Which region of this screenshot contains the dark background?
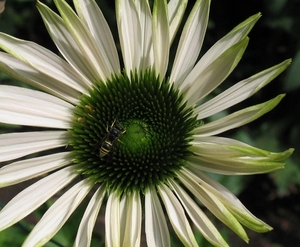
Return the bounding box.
[0,0,300,246]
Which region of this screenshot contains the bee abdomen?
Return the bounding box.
[100,141,113,157]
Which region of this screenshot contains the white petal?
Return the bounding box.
[190,138,248,157]
[152,0,169,78]
[120,191,142,247]
[188,136,290,174]
[187,157,241,175]
[145,188,170,247]
[186,168,272,232]
[0,32,88,93]
[0,104,69,129]
[74,184,106,247]
[168,0,188,44]
[105,191,121,247]
[170,180,229,247]
[188,155,284,175]
[73,0,120,73]
[0,152,72,187]
[198,13,260,67]
[0,85,72,109]
[0,85,73,128]
[194,59,291,119]
[0,52,80,104]
[158,183,198,247]
[191,135,293,161]
[182,38,248,107]
[135,0,153,69]
[0,166,78,231]
[53,0,113,81]
[178,168,248,241]
[0,131,68,162]
[194,95,284,136]
[22,179,93,247]
[116,0,142,73]
[36,1,96,85]
[170,0,210,87]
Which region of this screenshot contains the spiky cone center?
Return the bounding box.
[69,70,198,193]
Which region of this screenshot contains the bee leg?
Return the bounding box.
[111,118,117,129]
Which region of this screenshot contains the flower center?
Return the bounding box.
[69,69,197,193]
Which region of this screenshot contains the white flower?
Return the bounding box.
[0,0,293,246]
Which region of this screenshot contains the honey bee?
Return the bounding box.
[98,119,126,157]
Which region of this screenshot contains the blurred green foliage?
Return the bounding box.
[0,0,299,246]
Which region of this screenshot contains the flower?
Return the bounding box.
[0,0,293,246]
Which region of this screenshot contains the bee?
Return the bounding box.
[98,119,126,158]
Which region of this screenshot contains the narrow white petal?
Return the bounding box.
[0,152,72,187]
[0,85,73,128]
[158,183,198,247]
[194,95,284,136]
[0,131,68,162]
[37,1,96,85]
[116,0,142,73]
[135,0,153,69]
[171,0,210,86]
[74,0,120,73]
[187,157,242,175]
[178,169,248,241]
[0,166,78,231]
[105,191,121,247]
[198,13,261,67]
[170,180,229,247]
[191,135,294,159]
[188,155,285,175]
[0,32,88,93]
[182,38,248,107]
[153,0,169,78]
[0,106,69,129]
[145,188,170,247]
[120,191,142,247]
[186,168,272,232]
[188,135,290,174]
[22,179,93,247]
[168,0,188,44]
[192,135,246,146]
[0,85,72,109]
[190,139,248,157]
[194,59,291,119]
[0,52,80,104]
[54,0,113,81]
[74,184,106,247]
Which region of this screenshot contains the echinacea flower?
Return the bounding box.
[0,0,293,246]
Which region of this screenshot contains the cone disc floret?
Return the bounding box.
[70,70,198,193]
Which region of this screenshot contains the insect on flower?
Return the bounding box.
[0,0,294,246]
[98,119,126,157]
